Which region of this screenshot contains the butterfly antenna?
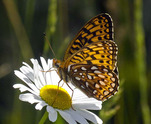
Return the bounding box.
[44,33,56,58]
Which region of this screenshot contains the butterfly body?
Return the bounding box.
[53,13,119,101]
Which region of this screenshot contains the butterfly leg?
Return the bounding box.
[64,82,76,110]
[51,79,62,106]
[40,68,57,83]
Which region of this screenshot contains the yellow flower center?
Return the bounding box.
[40,85,72,110]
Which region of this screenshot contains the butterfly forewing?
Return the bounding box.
[69,64,118,101]
[64,40,118,71]
[63,13,114,61]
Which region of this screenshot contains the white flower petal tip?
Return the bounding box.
[47,106,58,122]
[13,84,29,92]
[13,57,103,124]
[35,102,47,110]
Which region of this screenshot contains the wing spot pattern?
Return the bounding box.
[75,77,81,81]
[99,80,106,86]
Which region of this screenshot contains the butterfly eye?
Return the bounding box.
[55,63,59,68]
[53,59,61,68]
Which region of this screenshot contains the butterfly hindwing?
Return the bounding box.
[69,64,119,101]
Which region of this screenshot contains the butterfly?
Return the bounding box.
[53,13,119,101]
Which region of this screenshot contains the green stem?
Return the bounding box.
[43,0,57,56]
[2,0,34,61]
[39,111,48,124]
[134,0,151,124]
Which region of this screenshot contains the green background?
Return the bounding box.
[0,0,151,124]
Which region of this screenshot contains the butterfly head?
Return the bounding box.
[53,58,67,82]
[53,59,62,69]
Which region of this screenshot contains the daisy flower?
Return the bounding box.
[13,57,103,124]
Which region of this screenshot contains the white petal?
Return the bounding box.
[73,103,101,110]
[33,60,44,89]
[13,84,39,95]
[67,109,89,124]
[73,99,102,110]
[36,61,48,86]
[35,101,47,110]
[47,59,53,68]
[47,106,57,122]
[61,82,75,96]
[20,66,34,82]
[72,89,90,100]
[72,89,102,110]
[40,57,48,71]
[14,70,39,94]
[44,71,52,85]
[19,93,42,104]
[30,58,35,64]
[44,59,54,85]
[57,110,77,124]
[76,109,103,124]
[22,62,33,71]
[49,70,61,85]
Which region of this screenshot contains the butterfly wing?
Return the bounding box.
[58,13,119,101]
[63,13,114,61]
[69,64,119,101]
[64,40,118,71]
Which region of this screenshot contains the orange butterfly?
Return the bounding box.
[53,13,119,101]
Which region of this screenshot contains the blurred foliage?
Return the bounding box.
[0,0,151,124]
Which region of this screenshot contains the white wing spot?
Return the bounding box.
[93,90,97,94]
[87,75,92,79]
[74,69,78,72]
[109,51,113,54]
[109,47,113,50]
[99,95,103,99]
[94,70,102,73]
[75,77,80,81]
[114,91,117,94]
[109,88,114,92]
[98,74,105,78]
[104,90,109,95]
[99,81,106,86]
[86,82,89,87]
[79,73,82,75]
[82,75,85,78]
[108,44,112,46]
[107,95,113,100]
[101,47,105,50]
[91,66,98,70]
[103,68,108,72]
[111,77,116,82]
[111,83,115,87]
[115,56,117,60]
[81,67,87,71]
[81,85,85,89]
[95,83,100,88]
[108,73,113,77]
[104,79,108,83]
[98,44,103,46]
[68,65,71,72]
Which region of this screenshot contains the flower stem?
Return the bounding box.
[39,111,48,124]
[134,0,151,124]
